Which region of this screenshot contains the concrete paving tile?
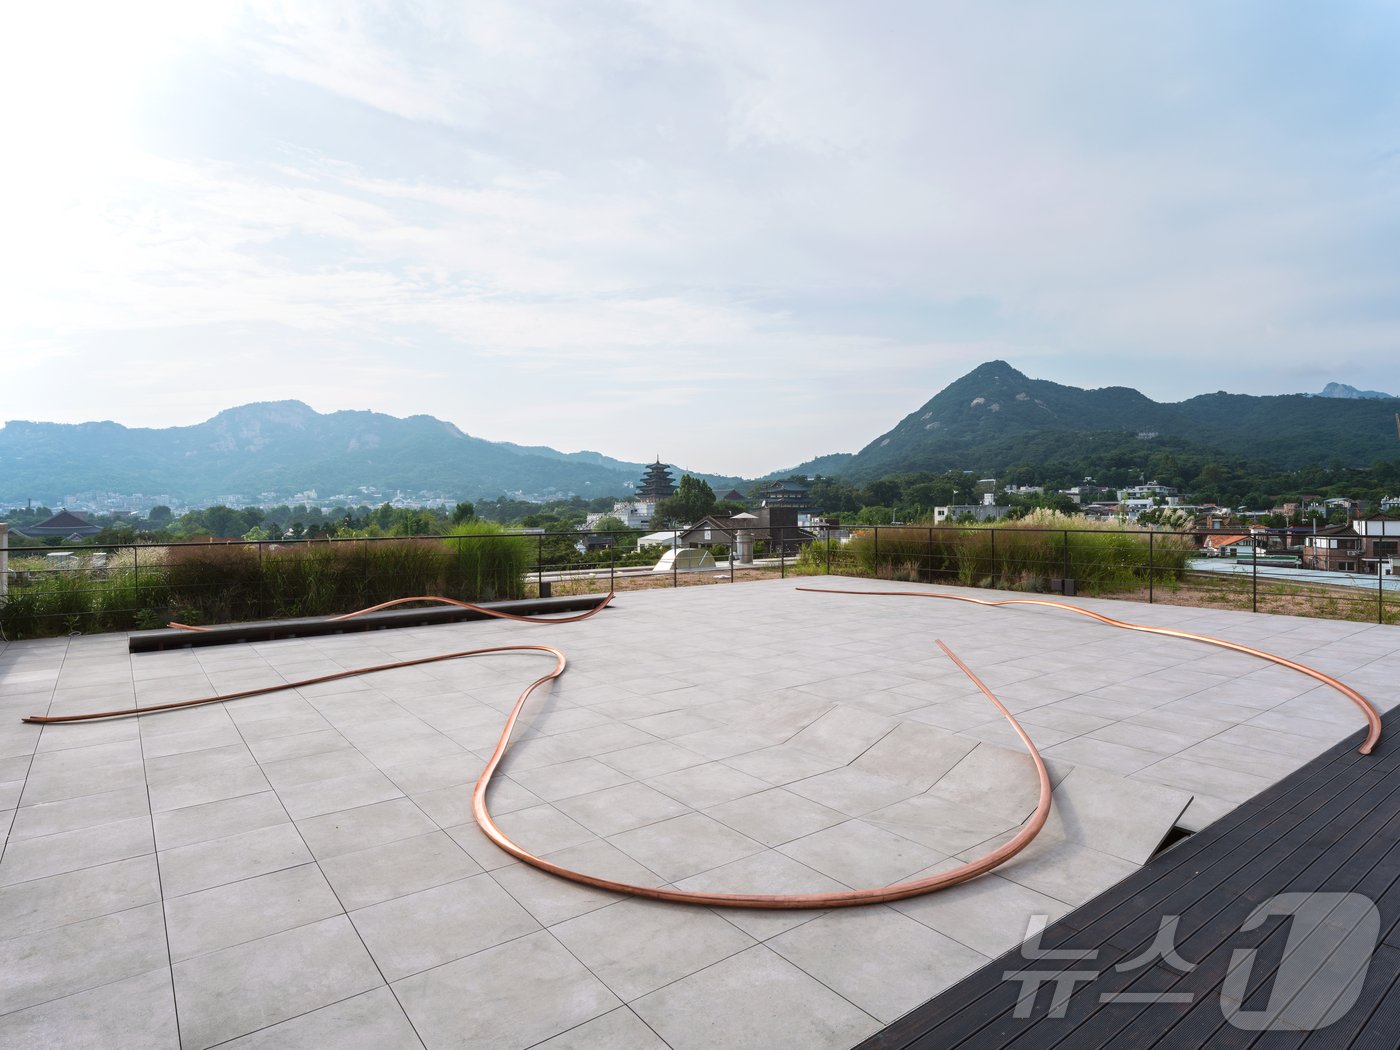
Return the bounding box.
[1211,722,1332,760]
[509,757,635,803]
[276,769,405,820]
[259,748,378,790]
[351,873,540,981]
[296,797,437,859]
[1175,736,1305,779]
[164,862,343,962]
[145,741,256,781]
[139,723,246,760]
[865,793,1018,856]
[769,905,989,1022]
[608,812,766,883]
[785,766,923,816]
[966,834,1139,907]
[594,739,707,780]
[493,803,598,854]
[0,903,168,1014]
[923,743,1051,825]
[487,855,628,927]
[896,697,1006,732]
[0,966,178,1050]
[673,850,844,940]
[152,790,289,852]
[244,728,355,764]
[704,787,847,847]
[552,782,690,837]
[1178,794,1239,832]
[554,898,756,1001]
[540,837,667,887]
[530,1006,667,1049]
[721,744,844,786]
[1085,719,1205,756]
[785,706,898,765]
[379,750,482,795]
[8,784,150,840]
[393,929,619,1050]
[1132,754,1276,803]
[172,915,383,1050]
[24,738,142,778]
[148,763,273,814]
[1040,735,1161,776]
[645,761,772,809]
[632,944,879,1050]
[778,819,945,889]
[891,871,1075,958]
[1040,765,1191,864]
[159,822,313,898]
[0,814,153,886]
[217,986,423,1049]
[849,722,978,790]
[0,855,161,939]
[319,830,481,911]
[661,725,780,760]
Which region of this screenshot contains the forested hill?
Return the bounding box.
[832,361,1400,480]
[0,401,735,504]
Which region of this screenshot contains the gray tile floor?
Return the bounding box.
[3,577,1398,1049]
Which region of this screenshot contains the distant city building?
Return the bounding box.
[636,460,677,500]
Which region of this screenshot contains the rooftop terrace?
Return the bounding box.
[2,577,1397,1048]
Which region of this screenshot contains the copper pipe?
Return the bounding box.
[470,637,1054,909]
[23,600,1057,907]
[797,586,1383,755]
[167,592,615,631]
[24,594,615,724]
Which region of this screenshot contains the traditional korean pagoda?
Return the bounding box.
[636,459,677,500]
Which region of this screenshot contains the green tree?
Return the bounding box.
[655,475,716,527]
[451,501,476,524]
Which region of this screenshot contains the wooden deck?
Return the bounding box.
[858,717,1400,1048]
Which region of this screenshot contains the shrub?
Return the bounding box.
[794,513,1191,595]
[445,522,532,601]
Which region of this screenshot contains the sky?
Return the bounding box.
[2,1,1398,477]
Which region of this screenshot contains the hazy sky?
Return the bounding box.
[3,1,1397,476]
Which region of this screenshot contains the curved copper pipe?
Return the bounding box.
[27,588,1057,908]
[470,637,1054,909]
[797,586,1383,756]
[25,593,615,724]
[167,592,615,631]
[21,644,569,724]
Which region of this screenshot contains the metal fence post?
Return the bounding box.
[874,527,880,575]
[1380,561,1385,625]
[672,531,679,588]
[1252,540,1258,613]
[990,527,997,587]
[1063,530,1070,588]
[730,529,735,583]
[537,534,544,597]
[610,542,616,592]
[1149,531,1155,604]
[826,527,832,576]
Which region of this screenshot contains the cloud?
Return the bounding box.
[4,1,1400,475]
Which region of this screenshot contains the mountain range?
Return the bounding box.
[777,362,1400,481]
[0,401,737,506]
[3,364,1398,506]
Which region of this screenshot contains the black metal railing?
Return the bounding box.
[1,524,1394,640]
